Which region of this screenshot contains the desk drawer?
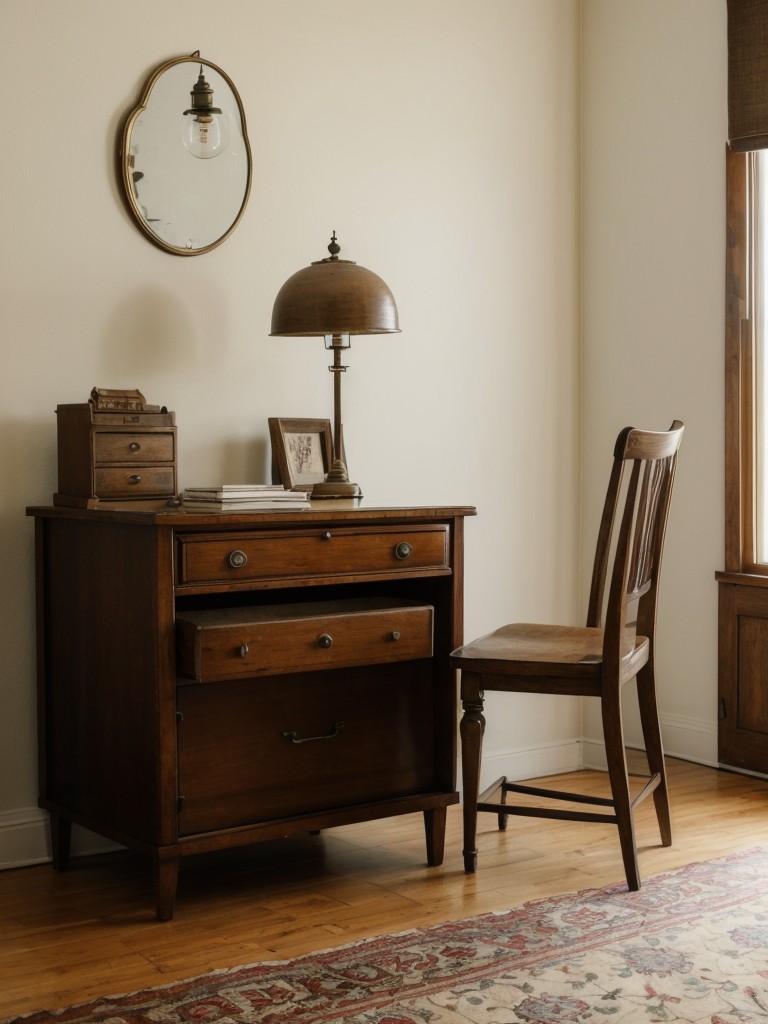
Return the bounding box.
[176,662,436,834]
[176,598,433,682]
[94,465,176,497]
[94,432,175,464]
[176,524,449,587]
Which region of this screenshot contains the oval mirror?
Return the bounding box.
[119,53,252,256]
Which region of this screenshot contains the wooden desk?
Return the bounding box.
[28,501,475,919]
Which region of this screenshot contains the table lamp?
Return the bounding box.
[270,233,400,497]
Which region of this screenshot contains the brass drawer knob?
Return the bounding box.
[127,474,142,484]
[318,633,333,649]
[228,549,248,569]
[391,631,401,641]
[395,541,412,560]
[239,643,249,659]
[129,442,142,452]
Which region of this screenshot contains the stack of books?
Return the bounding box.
[181,485,311,511]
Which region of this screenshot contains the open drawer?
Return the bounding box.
[176,597,434,682]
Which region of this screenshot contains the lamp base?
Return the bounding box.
[310,456,362,499]
[311,479,363,499]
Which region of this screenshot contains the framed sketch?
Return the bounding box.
[268,418,334,490]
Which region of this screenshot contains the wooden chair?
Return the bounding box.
[451,421,684,890]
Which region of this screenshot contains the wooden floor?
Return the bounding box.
[1,757,767,1020]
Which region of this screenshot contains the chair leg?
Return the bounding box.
[498,780,508,831]
[460,670,485,874]
[601,688,641,891]
[636,662,672,847]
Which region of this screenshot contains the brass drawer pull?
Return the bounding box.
[318,633,333,649]
[391,631,401,641]
[127,474,142,484]
[282,721,345,744]
[395,541,412,560]
[228,549,248,569]
[129,441,142,452]
[239,643,249,659]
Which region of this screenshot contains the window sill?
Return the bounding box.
[716,570,768,587]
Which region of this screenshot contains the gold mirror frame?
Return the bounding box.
[119,53,252,256]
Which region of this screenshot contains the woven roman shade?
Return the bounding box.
[729,0,768,151]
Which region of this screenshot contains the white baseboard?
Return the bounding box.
[0,807,51,869]
[658,712,719,766]
[0,809,120,870]
[582,712,719,771]
[457,738,583,797]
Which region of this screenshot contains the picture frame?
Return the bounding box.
[268,418,334,490]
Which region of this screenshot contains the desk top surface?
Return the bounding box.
[27,500,477,528]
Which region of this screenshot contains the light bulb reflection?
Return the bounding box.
[182,66,229,160]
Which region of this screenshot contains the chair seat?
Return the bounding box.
[451,622,649,687]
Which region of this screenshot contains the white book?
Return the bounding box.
[182,489,309,501]
[181,498,311,511]
[183,484,294,500]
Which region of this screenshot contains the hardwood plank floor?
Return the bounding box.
[1,758,767,1019]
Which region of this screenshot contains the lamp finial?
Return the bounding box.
[328,232,340,260]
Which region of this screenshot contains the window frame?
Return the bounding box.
[724,146,766,576]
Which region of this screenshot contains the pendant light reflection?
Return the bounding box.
[182,65,229,159]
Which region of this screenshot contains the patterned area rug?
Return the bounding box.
[7,848,768,1024]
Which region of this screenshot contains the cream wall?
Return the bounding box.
[0,0,581,864]
[581,0,726,766]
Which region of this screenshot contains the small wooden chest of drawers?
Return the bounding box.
[28,502,475,919]
[54,398,177,507]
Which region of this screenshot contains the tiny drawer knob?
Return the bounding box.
[228,549,248,568]
[129,442,141,452]
[395,541,412,560]
[239,643,249,659]
[323,531,332,541]
[318,633,333,649]
[391,630,401,641]
[127,474,142,484]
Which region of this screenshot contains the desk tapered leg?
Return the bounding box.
[50,814,71,871]
[460,671,485,874]
[423,806,447,865]
[154,856,180,921]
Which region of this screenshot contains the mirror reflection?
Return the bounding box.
[120,54,252,256]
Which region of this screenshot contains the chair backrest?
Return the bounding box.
[586,421,684,665]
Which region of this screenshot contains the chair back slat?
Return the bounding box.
[586,457,623,629]
[629,457,666,596]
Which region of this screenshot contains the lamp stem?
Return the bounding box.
[332,335,344,466]
[322,333,351,485]
[310,332,362,497]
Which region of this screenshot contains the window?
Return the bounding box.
[725,0,768,571]
[724,147,768,574]
[719,147,768,775]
